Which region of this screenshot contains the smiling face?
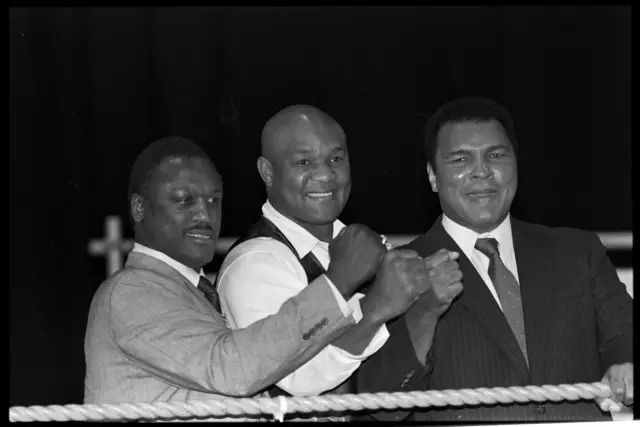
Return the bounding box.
[258,110,351,241]
[427,119,517,234]
[132,155,223,271]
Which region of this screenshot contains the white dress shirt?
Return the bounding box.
[217,200,390,396]
[441,214,520,311]
[131,242,208,288]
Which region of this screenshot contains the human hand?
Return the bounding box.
[363,248,462,325]
[420,248,464,317]
[326,224,387,299]
[403,249,463,330]
[597,363,633,412]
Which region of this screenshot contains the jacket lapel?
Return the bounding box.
[124,252,214,310]
[512,219,556,384]
[408,219,529,381]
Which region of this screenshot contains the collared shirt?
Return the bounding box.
[131,242,208,288]
[217,200,390,396]
[441,214,520,311]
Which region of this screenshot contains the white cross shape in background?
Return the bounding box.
[88,216,133,276]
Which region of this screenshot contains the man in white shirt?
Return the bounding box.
[84,135,440,419]
[217,105,462,406]
[357,97,634,422]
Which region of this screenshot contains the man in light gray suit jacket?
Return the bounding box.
[84,136,439,418]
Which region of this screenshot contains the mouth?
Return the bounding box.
[306,191,336,200]
[467,189,499,199]
[185,229,215,244]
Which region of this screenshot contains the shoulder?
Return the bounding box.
[105,267,182,308]
[218,237,304,281]
[514,219,599,245]
[512,219,604,258]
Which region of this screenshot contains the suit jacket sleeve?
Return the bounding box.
[109,271,355,397]
[586,232,634,371]
[356,315,434,421]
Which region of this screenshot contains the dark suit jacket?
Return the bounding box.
[357,217,633,422]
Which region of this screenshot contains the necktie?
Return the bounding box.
[197,275,221,313]
[474,238,528,365]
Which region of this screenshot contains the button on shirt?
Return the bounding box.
[441,214,520,311]
[217,200,390,396]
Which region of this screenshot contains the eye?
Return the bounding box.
[178,196,193,206]
[450,157,467,164]
[331,155,344,163]
[490,152,505,159]
[296,159,310,166]
[207,196,222,204]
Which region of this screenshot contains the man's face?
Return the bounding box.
[428,119,517,233]
[135,156,223,271]
[269,122,351,228]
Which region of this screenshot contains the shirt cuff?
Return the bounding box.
[330,293,391,361]
[322,274,354,319]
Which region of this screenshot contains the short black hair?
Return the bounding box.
[423,97,518,168]
[127,135,212,210]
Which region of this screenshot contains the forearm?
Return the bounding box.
[332,314,385,356]
[405,311,439,365]
[599,332,634,374]
[588,232,634,373]
[356,315,434,422]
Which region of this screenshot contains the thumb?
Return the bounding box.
[597,397,622,413]
[389,249,420,260]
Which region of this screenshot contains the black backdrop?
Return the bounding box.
[10,6,631,406]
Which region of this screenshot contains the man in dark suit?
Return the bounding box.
[84,136,441,419]
[356,98,633,422]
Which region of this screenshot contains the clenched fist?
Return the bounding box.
[326,224,387,299]
[361,249,434,325]
[421,248,464,317]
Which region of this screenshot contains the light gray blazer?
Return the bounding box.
[84,251,354,411]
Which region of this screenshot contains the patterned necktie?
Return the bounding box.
[197,275,221,313]
[474,237,529,365]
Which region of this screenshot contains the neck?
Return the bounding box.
[303,223,334,243]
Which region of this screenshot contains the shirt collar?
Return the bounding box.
[441,213,514,257]
[131,242,205,288]
[262,199,346,258]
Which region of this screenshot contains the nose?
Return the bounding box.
[470,158,492,179]
[192,197,217,223]
[312,161,338,182]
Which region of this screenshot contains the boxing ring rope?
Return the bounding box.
[9,382,618,422]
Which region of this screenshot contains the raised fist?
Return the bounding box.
[361,249,433,324]
[326,224,387,299]
[421,248,464,317]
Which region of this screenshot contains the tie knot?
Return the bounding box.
[475,237,500,258]
[197,275,215,293]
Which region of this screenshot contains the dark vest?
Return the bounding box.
[220,215,329,397]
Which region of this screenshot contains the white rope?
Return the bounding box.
[9,382,615,422]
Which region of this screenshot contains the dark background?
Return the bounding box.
[10,6,631,406]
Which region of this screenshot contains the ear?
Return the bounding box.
[131,193,145,222]
[257,156,274,188]
[426,163,438,193]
